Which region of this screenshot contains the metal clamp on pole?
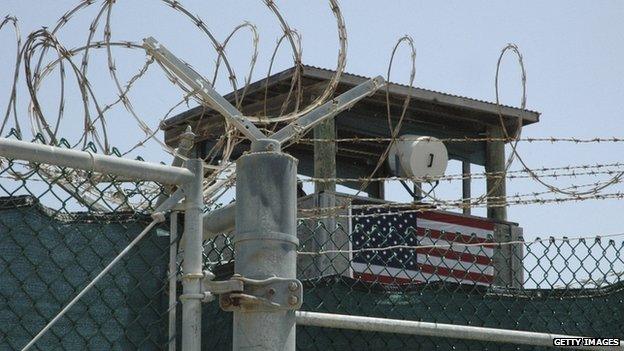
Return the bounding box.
[144,36,385,351]
[200,272,303,312]
[218,275,303,312]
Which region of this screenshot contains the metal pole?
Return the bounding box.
[157,125,196,207]
[233,139,298,351]
[296,311,624,351]
[202,203,235,240]
[0,138,194,185]
[462,161,471,215]
[180,159,204,350]
[168,211,179,351]
[143,37,384,351]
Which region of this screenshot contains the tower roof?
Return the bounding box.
[162,65,539,179]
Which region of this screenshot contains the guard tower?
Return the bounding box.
[162,65,540,287]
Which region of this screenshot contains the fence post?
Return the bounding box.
[233,139,298,350]
[181,158,204,350]
[169,211,179,351]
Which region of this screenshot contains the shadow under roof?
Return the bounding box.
[162,64,540,171]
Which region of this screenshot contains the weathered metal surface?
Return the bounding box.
[233,151,298,351]
[0,138,194,185]
[295,311,623,351]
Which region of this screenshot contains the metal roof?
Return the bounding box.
[161,65,541,175]
[162,64,539,132]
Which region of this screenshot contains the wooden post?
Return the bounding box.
[366,181,385,200]
[485,125,507,221]
[462,161,471,215]
[313,119,337,277]
[313,119,336,194]
[413,182,422,202]
[486,125,520,287]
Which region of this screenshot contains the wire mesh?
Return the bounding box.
[1,143,622,350]
[202,202,624,350]
[0,153,176,350]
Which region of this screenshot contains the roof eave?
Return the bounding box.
[161,64,540,130]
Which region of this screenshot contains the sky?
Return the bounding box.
[2,0,624,248]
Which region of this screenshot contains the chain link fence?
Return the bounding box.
[202,195,624,350]
[0,154,176,350]
[1,152,623,350]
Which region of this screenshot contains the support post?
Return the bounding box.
[366,180,385,200]
[168,212,179,351]
[485,126,507,221]
[233,140,298,351]
[157,126,196,207]
[412,182,422,202]
[486,126,515,287]
[313,119,336,194]
[462,161,471,215]
[313,119,337,276]
[143,37,384,351]
[181,159,204,350]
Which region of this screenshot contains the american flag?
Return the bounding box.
[349,205,495,285]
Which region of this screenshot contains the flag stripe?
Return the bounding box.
[356,249,491,275]
[418,263,494,284]
[417,220,494,242]
[416,247,493,266]
[419,211,495,231]
[416,235,494,257]
[352,263,494,285]
[418,256,493,276]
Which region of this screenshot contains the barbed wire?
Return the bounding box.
[297,190,624,220]
[3,3,623,350]
[492,44,624,197]
[298,136,624,143]
[302,163,624,183]
[2,1,623,215]
[353,35,416,199]
[0,0,349,211]
[297,231,624,256]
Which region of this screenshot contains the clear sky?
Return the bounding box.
[2,0,624,244]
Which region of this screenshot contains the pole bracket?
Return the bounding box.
[201,274,303,312]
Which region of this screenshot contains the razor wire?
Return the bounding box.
[491,44,624,198]
[2,1,624,350]
[3,1,624,216]
[0,0,347,214]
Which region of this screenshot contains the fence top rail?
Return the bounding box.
[0,138,195,185]
[296,311,624,351]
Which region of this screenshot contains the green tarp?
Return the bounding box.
[0,196,169,350]
[2,195,622,350]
